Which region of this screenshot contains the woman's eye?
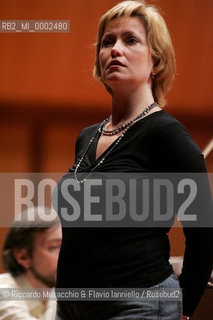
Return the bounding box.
[127,37,138,44]
[102,39,113,47]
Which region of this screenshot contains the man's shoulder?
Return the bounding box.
[0,273,30,289]
[0,272,19,288]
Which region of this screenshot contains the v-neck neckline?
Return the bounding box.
[87,110,164,169]
[92,130,121,164]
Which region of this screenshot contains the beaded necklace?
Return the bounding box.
[100,102,158,136]
[74,102,158,183]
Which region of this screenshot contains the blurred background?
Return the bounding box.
[0,0,212,272]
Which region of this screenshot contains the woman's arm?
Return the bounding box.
[155,119,213,317]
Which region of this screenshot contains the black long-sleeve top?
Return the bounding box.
[55,110,213,317]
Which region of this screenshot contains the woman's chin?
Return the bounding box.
[104,76,131,89]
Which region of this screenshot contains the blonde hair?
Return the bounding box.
[93,0,176,107]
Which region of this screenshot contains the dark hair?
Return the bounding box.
[2,207,60,277]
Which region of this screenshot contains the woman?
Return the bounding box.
[54,1,213,319]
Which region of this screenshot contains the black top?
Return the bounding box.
[54,110,213,317]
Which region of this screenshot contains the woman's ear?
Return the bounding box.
[12,248,32,269]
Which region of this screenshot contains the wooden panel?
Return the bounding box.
[0,124,30,171]
[41,122,82,172]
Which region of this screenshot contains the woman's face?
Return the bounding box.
[99,16,153,91]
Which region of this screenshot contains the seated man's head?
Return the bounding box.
[2,207,62,288]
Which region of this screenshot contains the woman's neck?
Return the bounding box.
[110,84,155,127]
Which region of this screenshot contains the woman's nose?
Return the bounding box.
[111,41,124,57]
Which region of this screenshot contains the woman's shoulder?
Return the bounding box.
[144,110,196,146]
[79,122,101,136]
[149,109,199,146]
[80,122,101,134]
[76,122,101,144]
[148,110,205,172]
[146,109,187,134]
